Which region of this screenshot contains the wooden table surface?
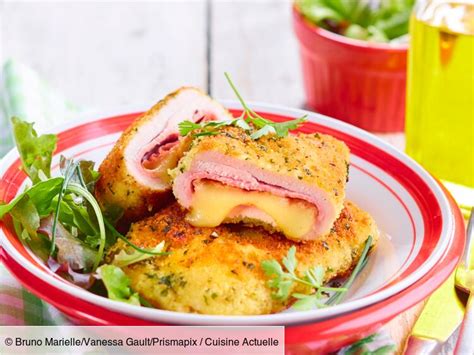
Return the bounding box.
[0,1,459,353]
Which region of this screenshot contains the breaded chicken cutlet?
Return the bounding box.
[170,126,350,241]
[95,87,233,224]
[108,200,378,316]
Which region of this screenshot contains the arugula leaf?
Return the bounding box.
[96,264,141,306]
[11,117,57,184]
[112,241,167,268]
[0,178,63,218]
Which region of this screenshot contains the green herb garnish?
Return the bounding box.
[178,118,250,137]
[261,246,347,310]
[225,72,307,138]
[261,236,373,310]
[326,235,373,305]
[178,73,307,139]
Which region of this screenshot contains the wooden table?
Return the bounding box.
[0,1,459,353]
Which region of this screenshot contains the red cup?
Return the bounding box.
[292,7,408,132]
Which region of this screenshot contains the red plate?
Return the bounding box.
[0,104,465,353]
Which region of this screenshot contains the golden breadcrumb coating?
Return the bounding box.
[108,200,378,315]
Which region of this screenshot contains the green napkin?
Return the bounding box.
[0,59,80,157]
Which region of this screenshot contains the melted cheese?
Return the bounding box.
[186,180,316,239]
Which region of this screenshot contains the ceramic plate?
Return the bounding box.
[0,103,465,350]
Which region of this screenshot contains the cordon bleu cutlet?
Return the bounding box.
[95,87,233,224]
[108,200,378,316]
[170,126,350,242]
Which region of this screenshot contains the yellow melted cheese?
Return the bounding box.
[186,180,316,239]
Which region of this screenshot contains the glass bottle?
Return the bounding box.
[405,0,474,188]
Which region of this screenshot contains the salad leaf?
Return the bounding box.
[96,264,141,306]
[66,183,106,270]
[0,177,63,218]
[59,156,100,193]
[39,215,97,271]
[58,196,98,237]
[47,257,94,288]
[296,0,415,42]
[112,241,166,268]
[77,160,101,193]
[9,195,40,238]
[50,158,80,255]
[11,117,57,184]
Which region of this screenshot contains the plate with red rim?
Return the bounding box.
[0,103,465,350]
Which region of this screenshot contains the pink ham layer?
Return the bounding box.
[172,151,339,240]
[125,88,233,189]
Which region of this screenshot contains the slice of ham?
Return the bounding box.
[170,127,350,241]
[95,87,234,224]
[173,152,332,240]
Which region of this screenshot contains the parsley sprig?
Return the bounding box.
[178,118,250,137]
[261,236,373,311]
[177,73,307,139]
[224,72,307,139]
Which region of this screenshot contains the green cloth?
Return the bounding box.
[0,59,79,157]
[0,59,79,325]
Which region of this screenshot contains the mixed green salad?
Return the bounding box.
[0,114,371,311]
[296,0,415,43]
[0,118,167,304]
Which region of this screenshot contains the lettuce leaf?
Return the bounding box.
[38,215,97,271]
[96,265,140,306]
[112,241,166,268]
[0,177,63,218]
[11,117,57,184]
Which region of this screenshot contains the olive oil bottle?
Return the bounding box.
[406,1,474,188]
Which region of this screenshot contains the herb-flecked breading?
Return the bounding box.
[107,200,378,315]
[170,126,350,208]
